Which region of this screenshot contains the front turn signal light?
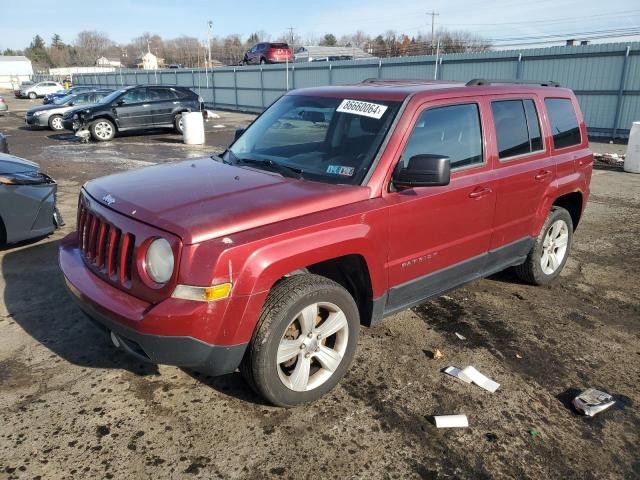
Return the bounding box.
[171,283,232,302]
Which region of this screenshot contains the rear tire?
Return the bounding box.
[28,92,37,100]
[260,58,267,65]
[174,113,184,134]
[515,206,573,285]
[241,274,359,407]
[48,114,64,131]
[90,119,115,141]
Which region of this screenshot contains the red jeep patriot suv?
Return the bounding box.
[60,79,592,406]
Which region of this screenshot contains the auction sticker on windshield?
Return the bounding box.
[337,99,388,119]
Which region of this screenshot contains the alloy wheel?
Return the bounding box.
[540,219,569,275]
[277,302,349,392]
[51,117,63,130]
[94,121,113,140]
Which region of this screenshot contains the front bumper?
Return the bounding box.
[62,116,79,131]
[25,114,45,127]
[59,234,247,375]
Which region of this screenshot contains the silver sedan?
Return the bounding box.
[0,152,62,246]
[25,90,111,131]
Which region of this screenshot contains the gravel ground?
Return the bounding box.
[1,93,639,479]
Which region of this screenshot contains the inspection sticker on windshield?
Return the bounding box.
[327,165,355,176]
[337,99,388,119]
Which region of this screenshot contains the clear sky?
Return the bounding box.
[1,0,639,50]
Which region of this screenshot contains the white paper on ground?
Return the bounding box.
[434,414,469,428]
[444,366,500,392]
[460,366,500,392]
[444,366,473,383]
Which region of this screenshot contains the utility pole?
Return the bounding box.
[286,27,295,91]
[207,20,213,67]
[429,10,439,55]
[287,27,295,51]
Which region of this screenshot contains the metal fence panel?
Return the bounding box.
[71,42,640,137]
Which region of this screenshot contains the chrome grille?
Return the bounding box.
[78,203,135,286]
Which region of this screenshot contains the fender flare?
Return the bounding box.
[533,181,584,236]
[230,224,385,341]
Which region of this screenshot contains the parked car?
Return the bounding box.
[17,81,64,99]
[59,79,592,406]
[43,86,97,105]
[0,152,62,246]
[0,96,8,113]
[64,85,203,141]
[242,42,293,65]
[13,80,34,97]
[0,132,8,153]
[26,90,112,131]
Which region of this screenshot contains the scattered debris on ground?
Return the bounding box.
[572,388,617,417]
[434,414,469,428]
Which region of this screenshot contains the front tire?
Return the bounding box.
[48,114,64,131]
[260,58,267,65]
[90,119,115,141]
[241,274,359,407]
[515,206,573,285]
[28,92,37,99]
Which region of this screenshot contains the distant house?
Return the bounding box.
[136,51,165,70]
[294,46,372,62]
[0,55,34,89]
[96,56,123,68]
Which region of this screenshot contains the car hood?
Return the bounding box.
[0,152,39,174]
[84,158,370,244]
[28,104,69,114]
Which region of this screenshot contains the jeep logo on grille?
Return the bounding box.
[102,194,115,205]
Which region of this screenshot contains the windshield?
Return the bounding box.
[99,89,126,105]
[53,94,75,105]
[226,94,401,185]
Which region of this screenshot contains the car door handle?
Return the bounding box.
[142,104,151,107]
[534,170,552,181]
[468,186,492,199]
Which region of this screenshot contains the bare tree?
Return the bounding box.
[74,31,113,65]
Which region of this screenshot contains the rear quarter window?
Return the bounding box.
[545,98,581,149]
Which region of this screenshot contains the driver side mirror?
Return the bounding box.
[393,155,450,188]
[234,128,245,141]
[116,99,125,106]
[68,102,74,106]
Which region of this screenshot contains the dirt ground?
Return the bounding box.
[0,93,638,480]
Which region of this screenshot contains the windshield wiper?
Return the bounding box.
[234,158,304,179]
[210,149,232,164]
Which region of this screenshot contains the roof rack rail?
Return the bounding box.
[360,78,379,83]
[466,79,560,87]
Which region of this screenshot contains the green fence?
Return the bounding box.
[72,42,640,138]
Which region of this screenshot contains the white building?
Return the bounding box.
[137,51,163,70]
[0,55,33,89]
[96,56,123,68]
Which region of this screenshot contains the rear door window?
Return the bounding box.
[492,99,544,159]
[401,103,483,170]
[545,98,581,149]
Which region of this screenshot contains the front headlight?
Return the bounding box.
[145,238,174,283]
[0,171,53,185]
[33,111,45,117]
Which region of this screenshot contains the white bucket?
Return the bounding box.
[624,121,640,173]
[182,112,205,145]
